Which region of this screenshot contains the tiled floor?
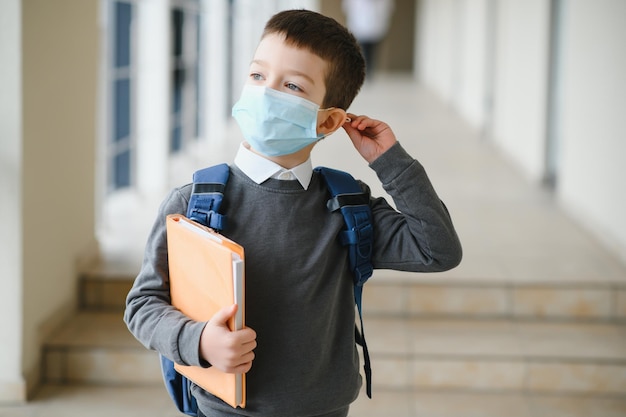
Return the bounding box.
[4,74,626,416]
[2,385,626,417]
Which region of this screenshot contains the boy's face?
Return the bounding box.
[247,33,327,106]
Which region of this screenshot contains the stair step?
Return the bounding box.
[365,316,626,395]
[80,264,626,322]
[364,270,626,322]
[42,312,626,395]
[79,262,138,311]
[42,312,161,385]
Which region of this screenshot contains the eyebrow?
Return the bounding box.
[251,59,316,85]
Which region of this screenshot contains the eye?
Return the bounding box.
[250,72,264,81]
[285,82,303,92]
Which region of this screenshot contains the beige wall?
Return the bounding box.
[380,0,416,72]
[0,0,100,399]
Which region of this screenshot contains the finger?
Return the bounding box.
[343,114,368,134]
[227,328,257,354]
[342,123,363,144]
[229,330,257,353]
[239,350,255,364]
[349,115,373,130]
[223,349,255,374]
[228,360,253,375]
[239,332,257,348]
[345,113,358,124]
[209,304,237,327]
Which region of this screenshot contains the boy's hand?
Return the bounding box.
[343,114,397,164]
[199,304,257,374]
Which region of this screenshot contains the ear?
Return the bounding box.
[317,108,348,136]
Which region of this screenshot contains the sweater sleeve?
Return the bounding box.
[367,142,462,272]
[123,186,209,368]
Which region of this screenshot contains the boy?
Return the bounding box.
[125,9,462,417]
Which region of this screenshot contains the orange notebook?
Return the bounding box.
[166,214,245,408]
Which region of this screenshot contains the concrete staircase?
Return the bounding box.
[42,263,626,397]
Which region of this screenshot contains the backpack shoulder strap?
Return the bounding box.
[314,166,374,398]
[315,166,374,284]
[187,163,230,231]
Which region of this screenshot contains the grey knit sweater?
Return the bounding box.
[124,142,462,416]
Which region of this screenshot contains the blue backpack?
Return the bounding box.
[161,164,374,415]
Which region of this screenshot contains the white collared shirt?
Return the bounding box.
[233,142,313,190]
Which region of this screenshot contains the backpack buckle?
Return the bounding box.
[189,209,227,231]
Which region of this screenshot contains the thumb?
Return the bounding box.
[209,304,237,327]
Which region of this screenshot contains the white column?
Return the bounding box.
[490,0,550,181]
[202,0,229,146]
[455,0,489,129]
[136,0,170,197]
[417,0,458,101]
[558,0,626,262]
[0,0,25,402]
[231,0,269,104]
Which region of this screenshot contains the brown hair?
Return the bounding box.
[262,9,365,110]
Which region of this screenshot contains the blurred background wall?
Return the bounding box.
[416,0,626,262]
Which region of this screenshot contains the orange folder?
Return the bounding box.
[166,214,246,408]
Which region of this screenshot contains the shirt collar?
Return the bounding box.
[233,142,313,190]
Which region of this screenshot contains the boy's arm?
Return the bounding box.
[344,115,463,272]
[123,187,209,367]
[124,187,257,371]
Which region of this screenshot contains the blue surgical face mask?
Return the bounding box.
[231,85,326,157]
